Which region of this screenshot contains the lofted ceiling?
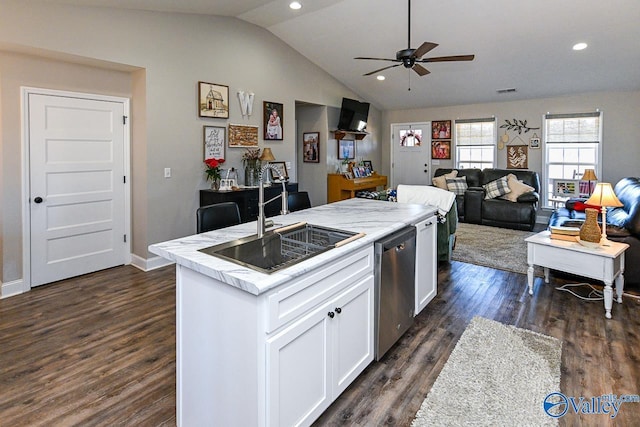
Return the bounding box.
[37,0,640,111]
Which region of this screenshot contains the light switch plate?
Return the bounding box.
[164,168,171,178]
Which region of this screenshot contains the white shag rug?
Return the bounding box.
[412,316,562,427]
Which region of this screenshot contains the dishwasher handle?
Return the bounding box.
[378,227,416,251]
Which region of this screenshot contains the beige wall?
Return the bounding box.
[381,90,640,186]
[0,0,362,287]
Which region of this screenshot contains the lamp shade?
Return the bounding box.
[581,169,598,181]
[585,183,623,208]
[259,147,276,161]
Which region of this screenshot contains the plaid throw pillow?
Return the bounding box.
[484,176,512,199]
[446,177,468,195]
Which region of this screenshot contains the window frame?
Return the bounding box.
[454,117,497,170]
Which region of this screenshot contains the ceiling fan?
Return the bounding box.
[355,0,475,77]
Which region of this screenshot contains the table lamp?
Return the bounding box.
[584,182,623,244]
[581,169,598,196]
[259,147,276,185]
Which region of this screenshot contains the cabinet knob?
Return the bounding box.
[335,307,342,314]
[327,311,335,318]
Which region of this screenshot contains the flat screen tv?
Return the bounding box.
[337,98,370,132]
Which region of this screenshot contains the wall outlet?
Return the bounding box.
[164,167,171,178]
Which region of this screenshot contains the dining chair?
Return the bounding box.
[196,202,242,233]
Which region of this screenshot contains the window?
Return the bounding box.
[543,112,602,207]
[454,118,496,169]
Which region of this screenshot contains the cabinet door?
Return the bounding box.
[332,275,374,397]
[266,305,332,427]
[415,216,437,315]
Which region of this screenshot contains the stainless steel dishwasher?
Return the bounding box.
[374,226,416,360]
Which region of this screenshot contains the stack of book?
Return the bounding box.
[549,225,581,241]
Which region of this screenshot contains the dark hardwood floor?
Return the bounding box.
[1,261,638,426]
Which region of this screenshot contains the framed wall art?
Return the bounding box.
[203,126,226,160]
[432,120,451,140]
[529,134,541,149]
[337,139,355,160]
[198,81,229,118]
[264,101,283,140]
[269,161,288,181]
[303,132,320,163]
[431,140,451,159]
[228,124,259,147]
[506,145,528,169]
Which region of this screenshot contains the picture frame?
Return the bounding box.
[198,81,229,119]
[432,120,451,140]
[529,137,541,149]
[362,160,373,170]
[337,139,355,159]
[431,140,451,159]
[303,132,320,163]
[264,101,283,140]
[203,126,226,160]
[228,124,259,147]
[552,179,581,198]
[268,161,288,181]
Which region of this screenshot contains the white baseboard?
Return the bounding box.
[1,279,27,299]
[131,253,174,272]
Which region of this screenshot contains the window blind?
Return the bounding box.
[455,118,495,146]
[544,112,601,144]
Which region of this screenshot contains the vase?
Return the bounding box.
[210,179,220,191]
[244,160,260,187]
[579,208,602,244]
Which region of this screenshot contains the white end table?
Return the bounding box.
[525,231,629,319]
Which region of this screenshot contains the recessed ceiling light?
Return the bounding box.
[573,42,588,51]
[289,2,302,10]
[377,75,385,81]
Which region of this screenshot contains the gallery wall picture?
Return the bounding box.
[198,82,229,118]
[507,145,528,169]
[338,139,355,159]
[431,140,451,159]
[228,124,259,147]
[264,101,283,140]
[432,120,451,140]
[203,126,226,160]
[303,132,320,163]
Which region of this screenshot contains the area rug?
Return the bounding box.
[412,316,562,427]
[451,222,542,276]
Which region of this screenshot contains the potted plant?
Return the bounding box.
[242,148,261,186]
[204,157,225,190]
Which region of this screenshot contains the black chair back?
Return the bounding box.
[287,192,312,212]
[196,202,241,233]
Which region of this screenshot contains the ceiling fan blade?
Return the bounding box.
[364,64,401,76]
[419,54,475,63]
[412,64,430,76]
[354,57,397,61]
[413,42,439,58]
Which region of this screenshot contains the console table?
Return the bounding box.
[327,174,387,203]
[200,183,298,223]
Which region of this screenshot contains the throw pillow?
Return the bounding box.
[446,177,468,195]
[501,173,535,202]
[483,176,512,199]
[433,170,458,190]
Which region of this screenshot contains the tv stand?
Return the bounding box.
[334,130,368,141]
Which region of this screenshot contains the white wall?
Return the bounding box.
[381,90,640,186]
[0,0,363,287]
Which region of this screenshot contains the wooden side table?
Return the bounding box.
[525,231,629,319]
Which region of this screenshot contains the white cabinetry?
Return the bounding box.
[266,275,373,426]
[415,215,437,314]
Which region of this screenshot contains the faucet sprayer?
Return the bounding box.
[257,164,289,238]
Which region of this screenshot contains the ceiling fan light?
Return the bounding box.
[289,2,302,10]
[573,42,588,51]
[377,75,385,81]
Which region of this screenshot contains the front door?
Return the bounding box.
[391,122,431,187]
[28,91,128,287]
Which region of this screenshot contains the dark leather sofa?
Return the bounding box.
[549,177,640,286]
[434,168,540,231]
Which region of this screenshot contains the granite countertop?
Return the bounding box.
[148,198,436,295]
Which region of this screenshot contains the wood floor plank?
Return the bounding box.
[1,259,639,426]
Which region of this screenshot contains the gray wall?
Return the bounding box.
[0,0,363,286]
[381,90,640,186]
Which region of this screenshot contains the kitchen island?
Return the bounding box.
[149,198,437,426]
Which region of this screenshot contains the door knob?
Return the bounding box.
[34,197,43,204]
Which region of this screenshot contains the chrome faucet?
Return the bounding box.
[257,164,289,237]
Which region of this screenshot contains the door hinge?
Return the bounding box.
[123,175,126,184]
[123,116,128,124]
[124,234,127,243]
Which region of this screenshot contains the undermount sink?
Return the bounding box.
[199,222,364,274]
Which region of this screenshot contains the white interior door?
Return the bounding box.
[391,122,431,187]
[29,92,127,287]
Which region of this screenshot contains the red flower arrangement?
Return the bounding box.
[204,158,225,182]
